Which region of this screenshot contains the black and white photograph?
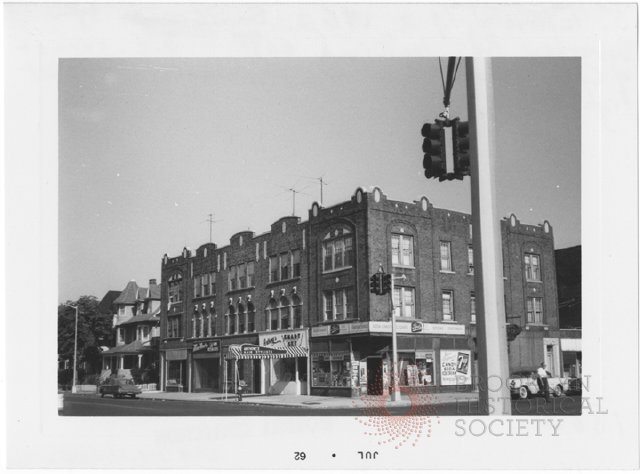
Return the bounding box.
[3,2,638,471]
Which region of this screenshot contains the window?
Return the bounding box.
[527,297,544,324]
[471,294,476,323]
[525,253,541,281]
[393,287,415,318]
[440,241,452,272]
[193,276,201,298]
[269,256,279,282]
[247,262,255,287]
[142,326,150,339]
[210,272,216,296]
[228,306,237,334]
[292,250,301,277]
[267,299,278,330]
[280,297,290,330]
[323,288,353,321]
[468,246,474,274]
[392,234,414,267]
[442,290,454,321]
[322,228,353,272]
[247,303,255,332]
[280,253,290,280]
[167,316,181,338]
[238,263,246,289]
[201,273,210,296]
[229,266,237,291]
[168,275,183,303]
[292,295,302,328]
[238,304,246,334]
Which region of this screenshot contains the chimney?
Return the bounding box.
[149,279,157,286]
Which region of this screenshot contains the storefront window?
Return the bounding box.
[311,340,351,388]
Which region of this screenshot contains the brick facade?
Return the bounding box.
[159,186,562,397]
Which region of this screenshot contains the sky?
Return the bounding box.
[59,57,580,302]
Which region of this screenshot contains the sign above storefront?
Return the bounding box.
[192,340,220,353]
[311,321,466,337]
[259,329,309,351]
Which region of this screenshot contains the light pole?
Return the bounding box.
[64,304,79,393]
[389,273,406,402]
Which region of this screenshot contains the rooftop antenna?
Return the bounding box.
[288,187,300,216]
[318,176,328,206]
[205,213,221,243]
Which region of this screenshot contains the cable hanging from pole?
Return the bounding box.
[438,56,462,121]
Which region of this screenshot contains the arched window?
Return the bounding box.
[247,302,255,333]
[279,296,290,330]
[199,314,204,338]
[266,299,278,331]
[292,295,303,328]
[228,305,237,334]
[238,303,246,334]
[192,316,197,338]
[322,226,353,272]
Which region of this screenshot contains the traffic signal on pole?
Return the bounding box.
[453,119,471,177]
[421,120,446,179]
[381,273,392,295]
[369,273,382,295]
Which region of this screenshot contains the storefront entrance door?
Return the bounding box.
[367,357,383,395]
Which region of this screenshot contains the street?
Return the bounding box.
[60,393,582,416]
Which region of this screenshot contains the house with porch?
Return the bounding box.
[101,279,161,380]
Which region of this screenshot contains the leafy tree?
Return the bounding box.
[58,295,113,373]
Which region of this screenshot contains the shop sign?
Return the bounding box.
[330,324,340,335]
[411,321,423,333]
[440,349,472,386]
[192,340,220,353]
[310,321,466,337]
[259,329,309,350]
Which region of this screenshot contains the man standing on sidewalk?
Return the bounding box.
[537,362,551,401]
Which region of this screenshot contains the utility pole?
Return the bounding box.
[388,269,406,402]
[465,57,511,415]
[64,304,79,394]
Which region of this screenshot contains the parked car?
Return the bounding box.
[509,370,569,399]
[99,378,142,399]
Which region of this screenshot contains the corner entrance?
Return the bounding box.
[366,357,383,395]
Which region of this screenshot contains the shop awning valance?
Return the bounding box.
[226,343,308,360]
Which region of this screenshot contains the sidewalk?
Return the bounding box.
[138,390,479,409]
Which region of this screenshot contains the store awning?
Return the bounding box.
[225,343,308,360]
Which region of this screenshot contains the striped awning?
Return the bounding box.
[226,343,308,360]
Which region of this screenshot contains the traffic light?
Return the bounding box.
[452,119,470,177]
[381,273,392,295]
[421,120,446,179]
[369,273,382,295]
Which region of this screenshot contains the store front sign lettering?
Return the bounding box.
[192,341,220,353]
[259,329,309,350]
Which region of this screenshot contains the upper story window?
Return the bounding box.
[470,294,476,323]
[167,273,183,303]
[167,315,181,338]
[442,290,454,321]
[527,297,544,324]
[280,253,290,280]
[238,263,247,289]
[393,286,415,318]
[228,266,237,291]
[247,262,255,287]
[467,246,474,274]
[524,253,541,281]
[322,227,353,272]
[440,241,453,272]
[323,288,354,321]
[391,234,414,267]
[269,256,279,282]
[292,250,301,277]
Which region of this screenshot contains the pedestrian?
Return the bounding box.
[537,362,551,401]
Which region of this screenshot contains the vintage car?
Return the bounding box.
[509,370,569,399]
[99,378,142,399]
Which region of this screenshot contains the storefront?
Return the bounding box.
[191,340,221,392]
[310,320,473,397]
[164,348,188,391]
[560,336,582,378]
[224,329,310,396]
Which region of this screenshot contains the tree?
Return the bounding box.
[58,295,113,374]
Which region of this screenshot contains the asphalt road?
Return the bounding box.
[60,393,582,416]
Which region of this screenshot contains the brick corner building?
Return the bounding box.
[158,186,570,398]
